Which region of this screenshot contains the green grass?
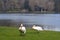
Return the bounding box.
[0,26,60,40]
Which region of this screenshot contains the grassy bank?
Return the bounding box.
[0,26,60,40]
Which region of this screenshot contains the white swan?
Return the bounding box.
[19,24,26,35]
[32,25,43,31]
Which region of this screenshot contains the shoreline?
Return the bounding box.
[0,11,55,14]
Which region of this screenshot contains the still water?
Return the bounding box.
[0,13,60,31]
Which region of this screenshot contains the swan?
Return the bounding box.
[19,24,26,35]
[32,25,43,31]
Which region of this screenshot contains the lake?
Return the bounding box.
[0,13,60,31]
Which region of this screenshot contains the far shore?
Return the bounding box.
[0,11,55,14]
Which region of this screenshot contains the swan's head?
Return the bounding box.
[21,24,23,26]
[33,25,36,27]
